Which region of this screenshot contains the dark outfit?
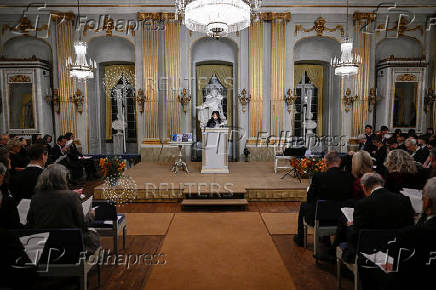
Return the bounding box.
[48,144,65,165]
[206,118,221,128]
[10,166,44,203]
[373,145,387,174]
[384,171,427,193]
[27,189,99,252]
[9,150,29,174]
[363,133,376,152]
[411,146,429,164]
[0,227,36,289]
[296,167,353,241]
[0,192,21,229]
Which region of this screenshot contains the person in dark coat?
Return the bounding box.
[206,111,223,128]
[10,144,48,203]
[294,151,353,246]
[0,163,20,229]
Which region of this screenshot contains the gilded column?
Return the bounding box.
[54,13,77,135]
[139,13,160,143]
[352,13,375,136]
[165,15,181,138]
[248,19,264,141]
[269,13,289,138]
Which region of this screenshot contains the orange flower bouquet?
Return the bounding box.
[99,157,126,179]
[290,157,326,178]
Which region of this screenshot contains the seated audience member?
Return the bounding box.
[384,150,427,193]
[357,134,366,151]
[294,151,353,246]
[31,134,42,144]
[0,163,20,229]
[397,134,407,151]
[389,177,436,290]
[42,134,53,152]
[0,134,10,146]
[350,173,415,248]
[10,144,48,203]
[27,164,100,252]
[0,185,36,289]
[371,135,387,174]
[0,146,10,193]
[380,126,389,144]
[425,127,434,139]
[423,149,436,178]
[405,137,429,164]
[351,151,373,200]
[385,138,398,152]
[408,129,417,139]
[48,135,67,164]
[7,139,28,174]
[63,132,84,180]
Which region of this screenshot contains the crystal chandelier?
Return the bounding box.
[67,41,96,80]
[67,0,96,80]
[330,0,361,77]
[175,0,262,38]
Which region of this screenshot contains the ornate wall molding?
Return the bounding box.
[83,15,136,37]
[397,73,417,82]
[295,17,344,37]
[2,16,48,36]
[8,75,31,82]
[256,12,291,22]
[137,12,177,21]
[376,17,423,37]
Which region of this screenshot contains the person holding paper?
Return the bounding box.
[27,164,100,252]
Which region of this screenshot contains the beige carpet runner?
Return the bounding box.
[144,212,296,290]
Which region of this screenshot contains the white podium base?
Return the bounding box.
[201,128,229,174]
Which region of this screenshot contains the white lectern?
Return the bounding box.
[201,128,229,174]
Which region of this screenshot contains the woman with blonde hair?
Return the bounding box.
[384,149,427,193]
[351,151,374,199]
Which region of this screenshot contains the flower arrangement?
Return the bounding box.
[290,157,327,178]
[99,157,126,178]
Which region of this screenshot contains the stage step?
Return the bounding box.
[181,198,248,209]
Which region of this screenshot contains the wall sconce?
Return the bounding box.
[178,88,191,113]
[368,87,377,112]
[344,88,358,112]
[71,89,84,113]
[284,88,298,112]
[238,88,251,112]
[45,88,60,113]
[424,88,436,113]
[136,88,147,113]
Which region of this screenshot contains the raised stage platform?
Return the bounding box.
[94,162,309,202]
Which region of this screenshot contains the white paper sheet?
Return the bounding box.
[400,188,423,213]
[19,232,50,265]
[82,196,93,217]
[341,207,354,223]
[361,251,394,273]
[17,199,31,225]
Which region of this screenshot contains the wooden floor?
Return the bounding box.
[85,202,353,290]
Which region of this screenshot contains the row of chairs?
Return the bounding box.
[12,199,127,290]
[303,200,398,290]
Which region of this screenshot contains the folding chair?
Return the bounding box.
[303,200,341,263]
[91,200,127,256]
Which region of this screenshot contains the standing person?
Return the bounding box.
[363,125,375,152]
[294,151,353,246]
[206,111,223,128]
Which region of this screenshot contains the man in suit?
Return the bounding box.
[294,151,353,246]
[372,135,387,174]
[48,135,67,165]
[406,137,429,164]
[389,177,436,290]
[350,173,415,247]
[10,144,47,203]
